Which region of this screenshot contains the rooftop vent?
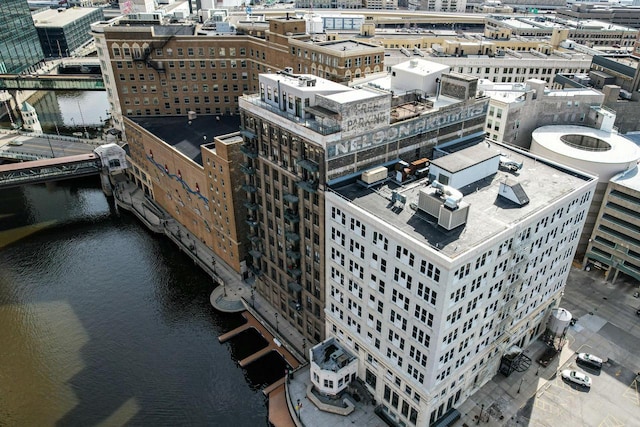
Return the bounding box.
[499,156,523,172]
[298,76,317,87]
[431,180,463,210]
[499,180,529,206]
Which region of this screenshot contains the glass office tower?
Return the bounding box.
[0,0,45,74]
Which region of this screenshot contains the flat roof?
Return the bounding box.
[318,40,380,52]
[323,88,381,104]
[392,58,450,74]
[611,165,640,192]
[330,142,594,259]
[491,15,637,32]
[532,125,640,165]
[431,144,499,174]
[262,73,350,93]
[478,81,602,103]
[311,338,356,371]
[33,7,101,27]
[130,115,241,166]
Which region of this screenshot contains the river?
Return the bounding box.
[1,91,109,138]
[0,179,284,426]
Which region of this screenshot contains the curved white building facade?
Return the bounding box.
[531,125,640,182]
[531,125,640,256]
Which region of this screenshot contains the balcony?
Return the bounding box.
[285,231,300,242]
[240,144,258,159]
[286,250,301,260]
[249,249,263,259]
[243,94,341,136]
[249,265,262,276]
[244,201,259,211]
[287,266,302,278]
[288,298,303,312]
[284,209,300,223]
[246,218,259,228]
[284,192,299,204]
[288,281,303,293]
[240,163,255,175]
[248,234,261,243]
[242,183,258,193]
[296,179,318,193]
[240,128,257,139]
[296,158,319,173]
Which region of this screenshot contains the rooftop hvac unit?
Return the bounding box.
[361,166,388,184]
[417,181,469,230]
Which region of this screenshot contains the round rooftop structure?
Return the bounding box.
[530,125,640,182]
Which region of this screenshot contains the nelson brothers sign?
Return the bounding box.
[326,101,488,159]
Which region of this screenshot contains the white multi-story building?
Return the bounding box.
[383,51,592,87]
[324,143,597,426]
[478,79,605,148]
[408,0,467,12]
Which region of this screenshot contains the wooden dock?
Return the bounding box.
[218,311,302,370]
[267,383,296,427]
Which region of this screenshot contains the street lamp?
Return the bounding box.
[275,312,279,333]
[221,277,227,297]
[45,134,55,158]
[251,288,255,308]
[476,403,484,425]
[517,378,524,394]
[302,338,306,359]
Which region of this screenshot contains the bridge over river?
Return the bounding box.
[0,73,104,91]
[0,143,128,192]
[0,153,103,189]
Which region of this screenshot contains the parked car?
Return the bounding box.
[577,353,603,369]
[561,369,592,388]
[8,140,23,146]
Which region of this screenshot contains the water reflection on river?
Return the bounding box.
[1,91,109,136]
[0,179,278,426]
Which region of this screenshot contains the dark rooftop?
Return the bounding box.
[431,144,499,174]
[130,115,241,165]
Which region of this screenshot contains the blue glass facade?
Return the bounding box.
[0,0,45,74]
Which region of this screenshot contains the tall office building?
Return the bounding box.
[0,0,45,74]
[238,60,488,344]
[324,143,596,425]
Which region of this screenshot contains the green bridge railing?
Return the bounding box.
[0,74,105,91]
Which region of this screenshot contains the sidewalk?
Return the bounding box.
[455,338,578,426]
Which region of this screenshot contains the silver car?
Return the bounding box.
[561,369,592,388]
[577,353,603,369]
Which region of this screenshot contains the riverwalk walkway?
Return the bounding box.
[113,180,306,427]
[218,312,301,369]
[113,180,309,359]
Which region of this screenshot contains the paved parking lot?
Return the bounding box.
[456,267,640,427]
[521,355,639,426]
